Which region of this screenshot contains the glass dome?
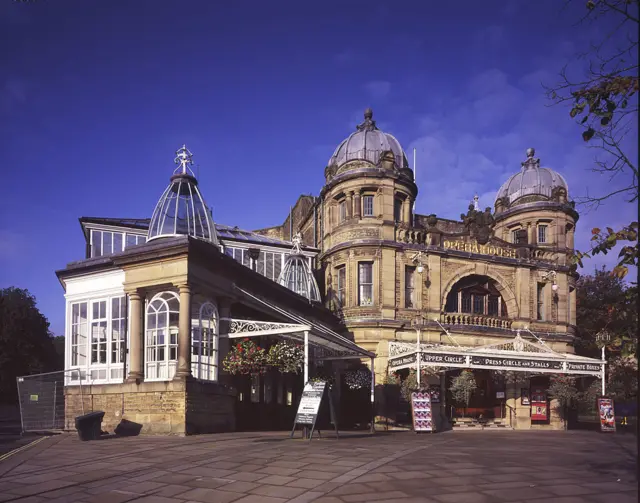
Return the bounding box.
[147,145,219,246]
[277,234,321,302]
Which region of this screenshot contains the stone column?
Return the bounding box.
[126,291,144,383]
[403,198,411,224]
[346,191,353,219]
[354,191,362,219]
[175,284,192,379]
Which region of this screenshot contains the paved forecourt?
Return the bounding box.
[0,430,636,503]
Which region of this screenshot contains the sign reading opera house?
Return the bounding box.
[56,109,602,434]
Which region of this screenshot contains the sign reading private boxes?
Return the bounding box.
[597,398,616,432]
[411,391,434,433]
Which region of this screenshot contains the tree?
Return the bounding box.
[548,375,580,430]
[450,370,477,417]
[0,288,58,403]
[547,0,639,278]
[575,267,637,358]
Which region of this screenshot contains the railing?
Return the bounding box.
[505,403,517,428]
[396,227,428,245]
[441,313,513,329]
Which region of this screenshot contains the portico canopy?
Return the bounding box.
[388,333,604,378]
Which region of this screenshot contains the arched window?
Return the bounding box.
[145,291,179,380]
[192,301,219,381]
[445,275,507,318]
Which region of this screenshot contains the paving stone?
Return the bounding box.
[232,495,288,503]
[151,484,197,497]
[284,475,326,489]
[330,483,373,495]
[351,473,391,483]
[483,487,554,500]
[175,487,244,502]
[341,490,410,502]
[300,497,343,503]
[294,470,336,480]
[89,491,141,503]
[388,470,434,480]
[257,474,298,485]
[117,480,167,494]
[433,493,495,503]
[218,480,262,493]
[288,490,326,503]
[249,484,308,498]
[256,466,301,476]
[483,473,531,483]
[587,492,639,503]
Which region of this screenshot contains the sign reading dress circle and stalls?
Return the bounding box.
[597,397,616,432]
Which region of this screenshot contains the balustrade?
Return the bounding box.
[441,312,512,329]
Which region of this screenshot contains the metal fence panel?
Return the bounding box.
[16,370,83,432]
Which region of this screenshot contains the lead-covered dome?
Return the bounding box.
[495,148,569,206]
[147,145,219,246]
[327,108,409,171]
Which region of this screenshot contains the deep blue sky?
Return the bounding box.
[1,0,636,336]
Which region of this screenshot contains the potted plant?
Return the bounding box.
[450,369,477,418]
[222,338,267,375]
[266,341,304,374]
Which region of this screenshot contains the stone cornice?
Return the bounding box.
[495,200,579,223]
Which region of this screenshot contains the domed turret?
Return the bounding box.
[147,145,219,246]
[326,108,409,176]
[495,148,569,207]
[277,233,321,302]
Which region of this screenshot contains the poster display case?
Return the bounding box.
[530,386,548,421]
[597,397,616,432]
[411,391,434,433]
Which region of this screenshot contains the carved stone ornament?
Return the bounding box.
[460,202,496,245]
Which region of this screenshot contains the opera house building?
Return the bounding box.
[56,109,604,434]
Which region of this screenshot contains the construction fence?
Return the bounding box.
[16,370,86,433]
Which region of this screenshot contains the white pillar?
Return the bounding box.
[370,357,376,433]
[304,330,309,384]
[416,328,421,388]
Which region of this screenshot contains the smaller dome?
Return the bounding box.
[277,234,321,302]
[495,148,569,206]
[148,145,219,246]
[328,109,408,170]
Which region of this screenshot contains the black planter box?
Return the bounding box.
[75,411,105,441]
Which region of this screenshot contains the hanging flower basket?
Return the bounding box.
[222,338,267,375]
[344,369,371,390]
[266,341,304,374]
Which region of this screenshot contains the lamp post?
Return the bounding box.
[411,313,426,388]
[596,330,610,396]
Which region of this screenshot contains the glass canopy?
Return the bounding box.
[277,233,321,302]
[147,145,219,246]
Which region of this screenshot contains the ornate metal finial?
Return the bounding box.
[356,108,378,132]
[291,232,302,254]
[473,194,480,211]
[175,144,194,174]
[521,147,540,170]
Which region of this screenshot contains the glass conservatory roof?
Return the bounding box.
[277,233,321,302]
[147,146,219,246]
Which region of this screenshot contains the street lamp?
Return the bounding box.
[411,251,427,274]
[596,329,610,396]
[411,313,427,387]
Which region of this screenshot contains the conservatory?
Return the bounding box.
[57,146,374,435]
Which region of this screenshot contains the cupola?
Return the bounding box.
[147,145,219,246]
[277,233,321,302]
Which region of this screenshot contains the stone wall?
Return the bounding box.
[65,379,237,436]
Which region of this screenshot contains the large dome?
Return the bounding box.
[147,145,219,246]
[327,108,409,170]
[495,148,569,206]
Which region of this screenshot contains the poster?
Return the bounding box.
[597,397,616,432]
[293,381,325,425]
[521,388,530,405]
[429,387,441,403]
[411,391,434,432]
[530,387,548,421]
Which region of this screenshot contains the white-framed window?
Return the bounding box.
[67,294,127,384]
[192,302,219,381]
[90,300,108,365]
[71,302,88,366]
[125,233,146,248]
[362,195,374,217]
[358,262,373,306]
[336,266,346,306]
[537,283,545,321]
[405,266,415,308]
[111,297,126,365]
[256,250,284,281]
[538,225,548,244]
[145,291,179,381]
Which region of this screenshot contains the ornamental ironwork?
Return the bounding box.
[228,319,307,335]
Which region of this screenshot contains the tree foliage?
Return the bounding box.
[548,375,580,429]
[450,370,477,414]
[0,287,58,403]
[548,0,639,278]
[575,266,638,358]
